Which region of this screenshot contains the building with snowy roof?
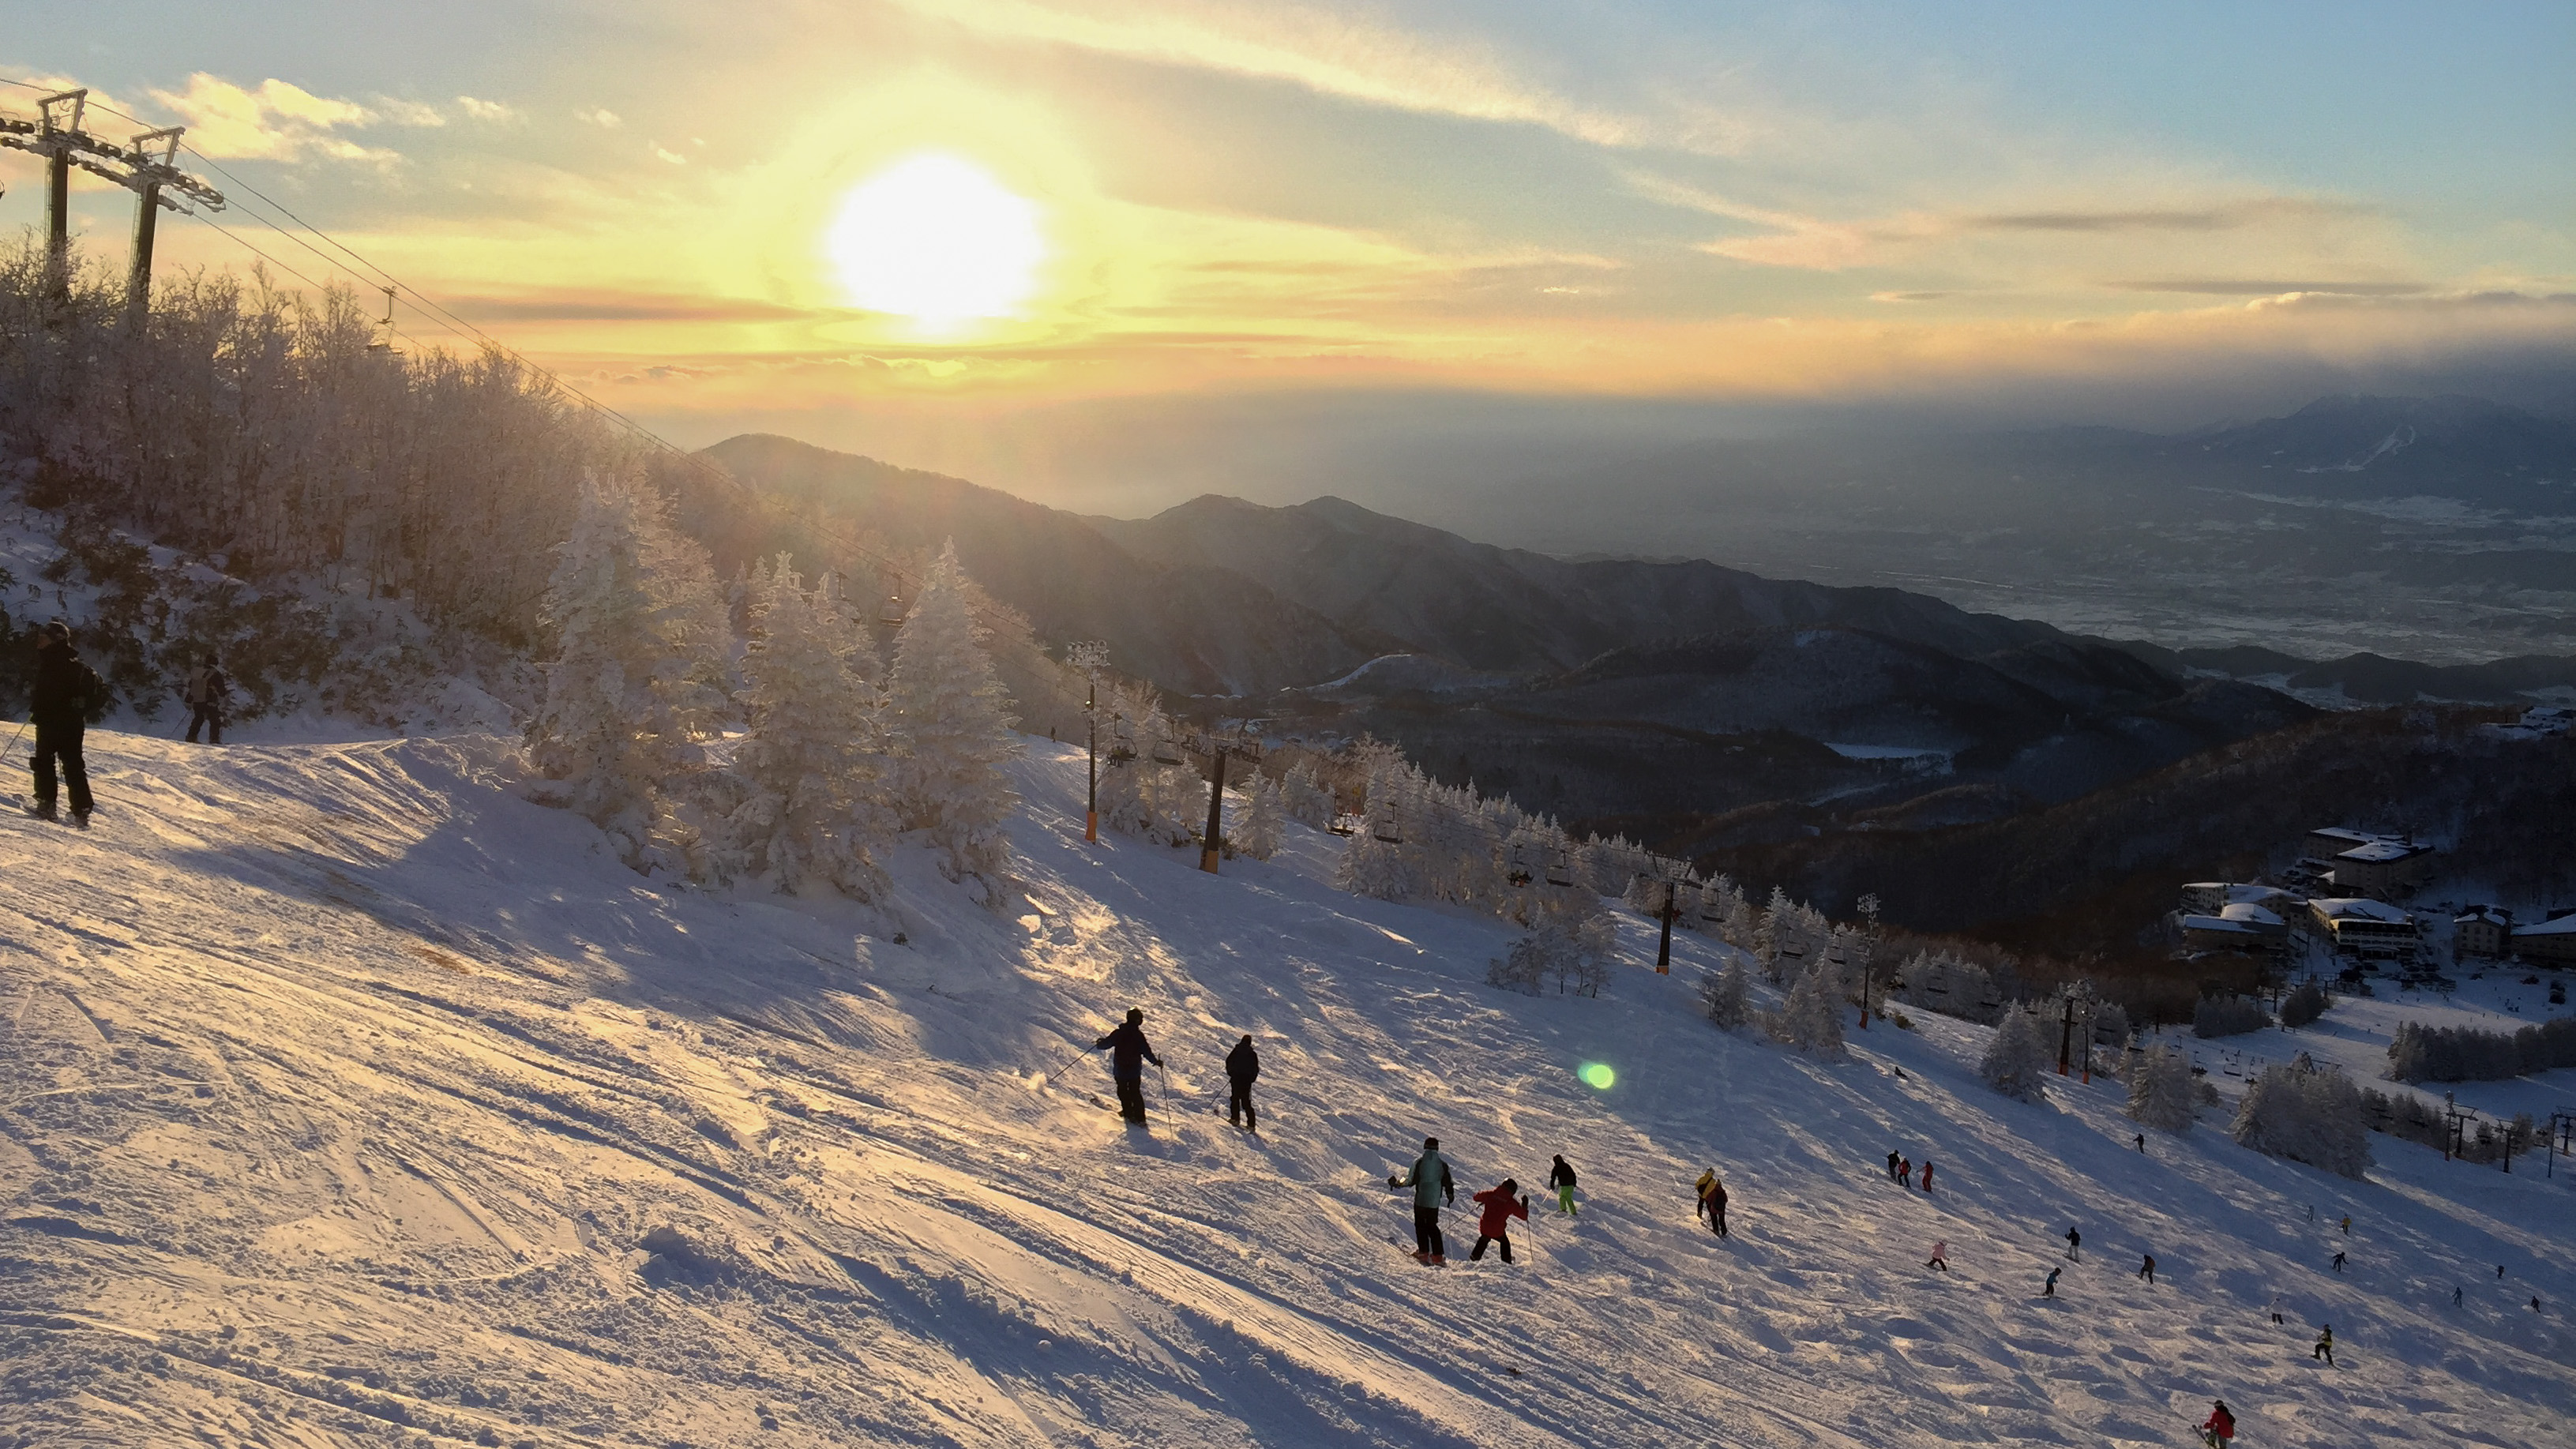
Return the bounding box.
[2512,911,2576,966]
[2181,902,2290,952]
[2328,838,2436,896]
[2454,906,2513,959]
[2308,897,2420,959]
[2180,882,2296,916]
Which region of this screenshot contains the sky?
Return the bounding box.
[7,1,2574,512]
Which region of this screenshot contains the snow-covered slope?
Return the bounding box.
[2,732,2570,1447]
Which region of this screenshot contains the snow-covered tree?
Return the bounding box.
[728,554,891,900]
[2231,1054,2371,1179]
[1334,827,1414,901]
[1980,1007,2053,1102]
[1279,760,1335,828]
[884,540,1020,899]
[1233,771,1284,860]
[2279,980,2328,1029]
[1898,951,2005,1026]
[1770,955,1848,1058]
[2194,993,2270,1038]
[2127,1044,2199,1133]
[1702,954,1754,1031]
[527,471,727,875]
[1488,908,1617,997]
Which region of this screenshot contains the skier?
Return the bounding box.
[1886,1149,1902,1181]
[1919,1159,1936,1193]
[2453,1285,2462,1308]
[1091,1008,1162,1125]
[2330,1250,2346,1273]
[26,621,100,825]
[1926,1239,1949,1272]
[1694,1169,1729,1237]
[2270,1294,2285,1325]
[1468,1178,1530,1263]
[2134,1132,2146,1151]
[1224,1034,1260,1130]
[2497,1263,2506,1278]
[2044,1267,2060,1297]
[2065,1226,2082,1260]
[1547,1154,1579,1216]
[2312,1323,2334,1365]
[2199,1399,2236,1446]
[1898,1154,1912,1186]
[2339,1214,2350,1236]
[2531,1296,2542,1313]
[1389,1136,1455,1265]
[180,651,228,745]
[2138,1253,2157,1284]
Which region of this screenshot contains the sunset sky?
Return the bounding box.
[9,2,2572,509]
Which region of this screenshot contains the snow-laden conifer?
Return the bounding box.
[2279,979,2329,1029]
[1488,907,1617,997]
[884,541,1020,899]
[1980,1006,2052,1102]
[2194,993,2270,1038]
[1702,953,1754,1030]
[1233,772,1284,860]
[2231,1054,2371,1178]
[1769,953,1848,1057]
[2127,1044,2199,1132]
[729,554,891,900]
[1279,760,1335,828]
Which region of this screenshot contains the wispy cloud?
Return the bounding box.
[1962,197,2370,233]
[146,73,400,163]
[2106,277,2429,296]
[883,0,1743,154]
[576,107,623,129]
[456,96,516,122]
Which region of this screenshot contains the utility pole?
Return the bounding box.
[1657,877,1677,974]
[1200,744,1228,874]
[2058,993,2076,1075]
[1066,642,1108,842]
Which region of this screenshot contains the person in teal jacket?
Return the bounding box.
[1389,1136,1455,1265]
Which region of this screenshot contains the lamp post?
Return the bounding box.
[1067,642,1109,843]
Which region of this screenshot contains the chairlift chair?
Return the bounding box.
[1329,813,1361,837]
[1545,847,1575,889]
[1506,845,1534,888]
[1373,809,1403,845]
[1152,738,1185,768]
[878,593,906,626]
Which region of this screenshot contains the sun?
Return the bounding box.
[825,153,1046,336]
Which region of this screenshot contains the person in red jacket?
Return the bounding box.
[1469,1178,1530,1263]
[2199,1398,2235,1445]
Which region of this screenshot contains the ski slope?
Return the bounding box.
[1,730,2569,1447]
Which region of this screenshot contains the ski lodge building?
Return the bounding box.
[2512,911,2576,966]
[2297,827,2436,899]
[2308,896,2420,961]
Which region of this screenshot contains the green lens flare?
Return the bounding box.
[1579,1063,1616,1090]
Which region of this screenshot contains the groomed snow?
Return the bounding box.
[2,731,2570,1447]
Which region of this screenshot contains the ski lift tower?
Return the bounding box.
[1066,641,1110,842]
[1197,726,1262,875]
[0,92,224,309]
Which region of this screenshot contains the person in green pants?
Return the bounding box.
[1548,1154,1579,1216]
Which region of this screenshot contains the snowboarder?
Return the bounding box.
[27,621,100,825]
[1091,1008,1162,1125]
[2138,1253,2157,1284]
[2200,1399,2236,1446]
[2312,1323,2334,1365]
[2330,1250,2346,1273]
[1694,1169,1729,1237]
[1224,1034,1260,1130]
[2044,1267,2060,1297]
[1469,1178,1530,1263]
[1926,1240,1949,1272]
[1887,1149,1902,1181]
[1918,1159,1935,1192]
[180,652,228,745]
[1389,1136,1455,1265]
[2065,1226,2081,1260]
[1548,1154,1579,1216]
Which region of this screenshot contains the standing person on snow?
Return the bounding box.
[2199,1399,2236,1446]
[2134,1132,2146,1152]
[1389,1137,1455,1265]
[2138,1253,2157,1284]
[1926,1240,1950,1272]
[1918,1159,1935,1192]
[1547,1154,1579,1216]
[1469,1178,1530,1263]
[1898,1154,1912,1187]
[1694,1169,1729,1237]
[1886,1149,1902,1182]
[2312,1323,2334,1365]
[1091,1008,1162,1125]
[180,651,228,745]
[2339,1214,2351,1236]
[2270,1294,2286,1325]
[2065,1226,2082,1260]
[2330,1250,2346,1273]
[26,621,100,825]
[1223,1034,1260,1130]
[2044,1267,2060,1297]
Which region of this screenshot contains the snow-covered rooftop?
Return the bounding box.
[2311,896,2413,925]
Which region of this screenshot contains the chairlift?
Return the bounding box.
[1329,812,1361,837]
[878,593,906,626]
[1506,845,1534,888]
[1545,847,1575,889]
[1108,716,1137,765]
[1373,809,1403,845]
[1152,738,1185,768]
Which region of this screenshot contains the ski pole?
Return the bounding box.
[1028,1045,1091,1091]
[0,717,26,768]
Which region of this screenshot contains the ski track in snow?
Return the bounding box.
[0,731,2569,1447]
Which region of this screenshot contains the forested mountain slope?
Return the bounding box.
[2,730,2569,1447]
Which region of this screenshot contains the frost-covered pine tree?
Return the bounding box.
[1702,953,1754,1031]
[1233,771,1284,860]
[1770,953,1848,1057]
[2231,1055,2371,1178]
[1334,827,1414,900]
[1279,760,1335,828]
[729,554,892,900]
[528,471,727,875]
[1980,1007,2052,1102]
[884,540,1020,899]
[2127,1043,2199,1133]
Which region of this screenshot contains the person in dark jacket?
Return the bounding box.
[1547,1154,1579,1216]
[1695,1168,1729,1237]
[1469,1178,1529,1263]
[1092,1008,1162,1124]
[1390,1137,1455,1264]
[181,651,228,745]
[2066,1226,2082,1260]
[28,621,100,824]
[1224,1034,1260,1130]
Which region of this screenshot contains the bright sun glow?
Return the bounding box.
[826,153,1046,335]
[1579,1063,1616,1091]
